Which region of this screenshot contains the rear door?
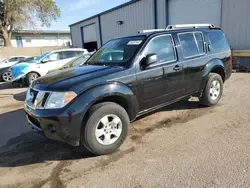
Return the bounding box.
[136,34,185,111]
[177,31,207,94]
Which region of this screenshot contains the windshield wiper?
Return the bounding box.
[85,62,107,66]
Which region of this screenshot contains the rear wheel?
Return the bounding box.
[81,102,129,155]
[200,73,223,106]
[2,71,12,82]
[27,72,39,86]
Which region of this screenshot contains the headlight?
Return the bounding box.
[45,91,77,109]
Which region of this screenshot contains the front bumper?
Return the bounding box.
[24,103,83,146]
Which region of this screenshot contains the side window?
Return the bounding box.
[19,57,26,60]
[178,32,205,58]
[194,33,205,54]
[47,52,60,62]
[62,51,76,59]
[208,30,230,52]
[8,57,19,62]
[144,35,176,64]
[75,51,84,56]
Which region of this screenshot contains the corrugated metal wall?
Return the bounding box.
[156,0,167,29]
[100,0,155,44]
[70,17,101,48]
[168,0,222,27]
[221,0,249,50]
[70,0,249,51]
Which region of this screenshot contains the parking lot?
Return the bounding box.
[0,73,249,188]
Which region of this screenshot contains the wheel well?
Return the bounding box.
[92,95,133,121]
[211,67,225,82]
[28,71,41,77]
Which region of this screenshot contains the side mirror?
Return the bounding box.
[141,54,158,68]
[41,59,49,63]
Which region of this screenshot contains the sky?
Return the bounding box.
[46,0,129,31]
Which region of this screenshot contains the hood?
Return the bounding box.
[32,65,124,91]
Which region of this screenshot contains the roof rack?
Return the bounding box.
[137,24,216,34]
[138,29,166,33]
[166,24,215,29]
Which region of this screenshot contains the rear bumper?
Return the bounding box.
[24,104,83,146]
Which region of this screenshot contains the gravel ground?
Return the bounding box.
[0,73,249,188]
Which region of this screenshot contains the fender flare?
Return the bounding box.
[200,58,225,91]
[70,82,139,122]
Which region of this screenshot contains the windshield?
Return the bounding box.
[28,52,50,64]
[35,52,50,61]
[86,36,145,66]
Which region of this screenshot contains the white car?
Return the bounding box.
[11,48,88,85]
[0,56,28,68]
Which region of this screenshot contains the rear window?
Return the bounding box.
[208,30,230,52]
[178,32,205,58]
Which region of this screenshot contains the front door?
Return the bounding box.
[136,34,184,112]
[39,52,63,75]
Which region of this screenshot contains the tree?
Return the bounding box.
[0,0,60,47]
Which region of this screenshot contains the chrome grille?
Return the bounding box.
[26,88,51,109]
[29,88,39,103]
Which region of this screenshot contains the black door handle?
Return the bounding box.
[173,65,182,71]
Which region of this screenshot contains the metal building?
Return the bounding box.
[70,0,248,51]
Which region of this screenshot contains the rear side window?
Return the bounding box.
[75,51,84,56]
[62,51,76,59]
[19,57,26,60]
[178,32,205,58]
[208,30,230,52]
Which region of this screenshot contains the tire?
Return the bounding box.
[81,102,130,155]
[27,72,39,86]
[2,71,12,82]
[200,73,223,106]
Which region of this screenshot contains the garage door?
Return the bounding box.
[82,24,97,43]
[169,0,222,27]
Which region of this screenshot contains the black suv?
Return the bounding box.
[25,24,232,155]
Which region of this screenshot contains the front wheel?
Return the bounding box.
[81,102,130,155]
[27,72,39,86]
[200,73,223,106]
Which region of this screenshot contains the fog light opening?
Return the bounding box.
[48,125,56,133]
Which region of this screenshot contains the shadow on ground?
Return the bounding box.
[0,82,13,90]
[137,98,205,121]
[0,81,26,90]
[0,99,206,168]
[13,91,26,101]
